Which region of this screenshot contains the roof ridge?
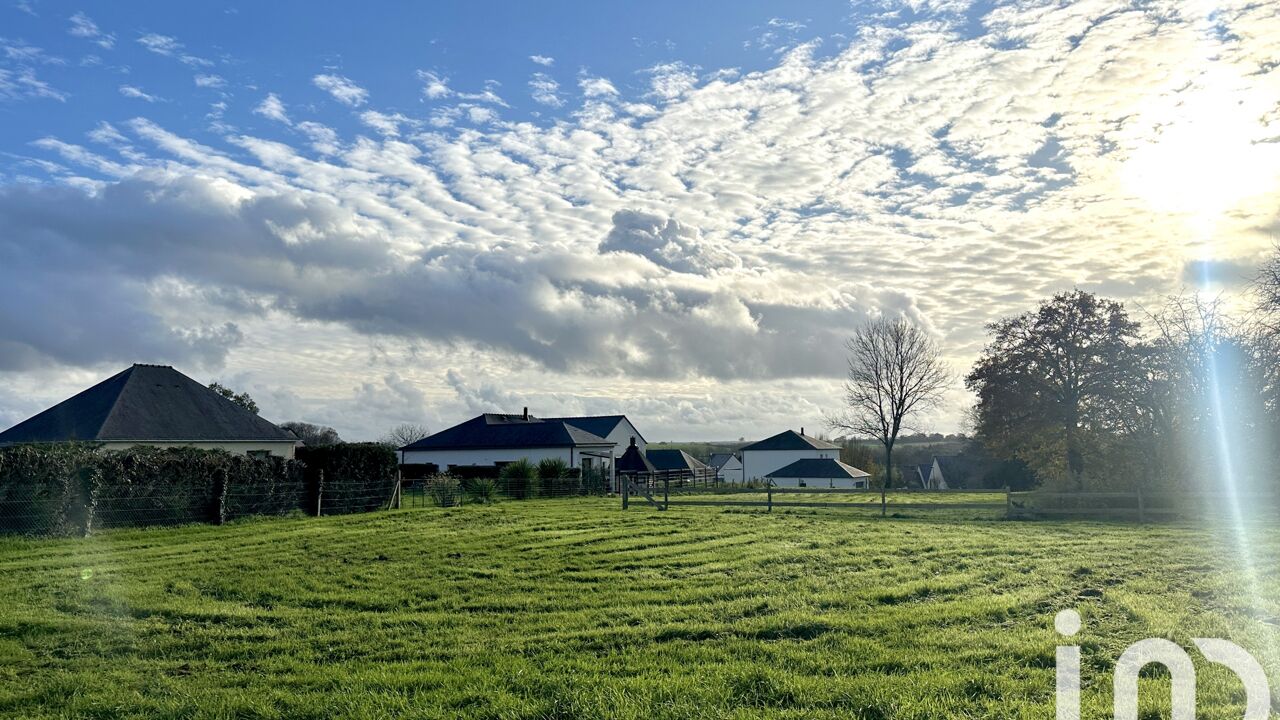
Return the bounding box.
[87,365,135,440]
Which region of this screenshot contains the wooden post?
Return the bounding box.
[1005,485,1011,519]
[663,475,670,511]
[314,469,324,517]
[1136,488,1145,524]
[212,467,228,525]
[394,468,403,510]
[622,474,630,510]
[767,482,773,513]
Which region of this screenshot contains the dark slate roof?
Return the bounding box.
[933,455,959,478]
[0,364,295,444]
[740,430,841,452]
[766,458,871,479]
[401,413,612,451]
[708,452,738,469]
[917,464,933,482]
[615,439,655,474]
[647,449,710,472]
[543,415,646,444]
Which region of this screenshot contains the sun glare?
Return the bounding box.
[1121,79,1277,222]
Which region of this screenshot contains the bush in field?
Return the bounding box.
[0,443,99,535]
[537,458,582,496]
[464,477,498,504]
[499,459,538,499]
[425,475,461,507]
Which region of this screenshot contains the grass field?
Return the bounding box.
[1,499,1278,719]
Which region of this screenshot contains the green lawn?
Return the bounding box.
[1,499,1277,719]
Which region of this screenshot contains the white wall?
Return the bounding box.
[101,441,296,459]
[717,456,743,484]
[769,476,868,489]
[604,418,646,455]
[741,448,838,482]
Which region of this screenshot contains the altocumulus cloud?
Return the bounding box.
[4,0,1280,438]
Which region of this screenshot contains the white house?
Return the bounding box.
[399,410,647,488]
[709,452,743,484]
[740,428,842,483]
[766,458,870,489]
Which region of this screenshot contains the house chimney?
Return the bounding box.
[629,436,636,447]
[522,407,528,420]
[801,427,805,436]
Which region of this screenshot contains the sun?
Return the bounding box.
[1121,79,1277,221]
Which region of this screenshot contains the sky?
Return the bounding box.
[0,0,1278,442]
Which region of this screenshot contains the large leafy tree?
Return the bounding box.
[279,421,342,446]
[965,290,1143,489]
[208,382,258,415]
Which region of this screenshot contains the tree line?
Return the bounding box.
[833,248,1280,495]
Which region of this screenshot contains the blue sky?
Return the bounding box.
[1,0,1278,441]
[2,1,860,162]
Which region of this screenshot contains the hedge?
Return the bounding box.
[295,443,398,515]
[0,443,393,536]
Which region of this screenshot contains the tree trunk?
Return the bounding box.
[882,443,892,517]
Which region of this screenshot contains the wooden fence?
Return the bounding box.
[624,482,1280,521]
[622,478,1008,516]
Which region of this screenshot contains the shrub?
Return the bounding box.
[0,443,99,535]
[425,474,462,507]
[464,476,498,504]
[499,459,538,499]
[536,458,571,496]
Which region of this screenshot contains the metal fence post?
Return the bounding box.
[314,469,324,517]
[663,475,670,511]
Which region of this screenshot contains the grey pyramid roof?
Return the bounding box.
[542,415,646,444]
[0,364,294,444]
[740,429,841,452]
[401,413,612,451]
[647,449,709,472]
[765,458,871,479]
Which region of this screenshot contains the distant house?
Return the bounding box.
[926,456,956,490]
[709,452,743,484]
[399,410,639,486]
[740,428,841,483]
[0,364,297,458]
[646,449,711,479]
[615,437,656,476]
[913,464,933,489]
[766,458,870,489]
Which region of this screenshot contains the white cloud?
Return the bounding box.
[530,54,554,67]
[118,84,161,102]
[528,72,561,107]
[194,74,225,88]
[137,33,180,56]
[253,93,289,123]
[6,0,1280,439]
[312,73,368,107]
[579,75,618,97]
[68,12,114,49]
[0,67,66,101]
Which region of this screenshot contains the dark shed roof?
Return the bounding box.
[646,449,709,472]
[0,364,295,444]
[740,429,841,452]
[766,458,871,479]
[615,438,655,474]
[401,413,612,451]
[708,452,738,469]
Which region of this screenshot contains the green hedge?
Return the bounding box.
[0,444,307,536]
[295,443,397,515]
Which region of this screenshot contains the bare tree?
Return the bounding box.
[381,423,431,448]
[827,318,951,515]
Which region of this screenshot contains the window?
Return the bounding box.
[247,450,271,459]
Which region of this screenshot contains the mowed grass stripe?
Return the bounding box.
[2,498,1278,719]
